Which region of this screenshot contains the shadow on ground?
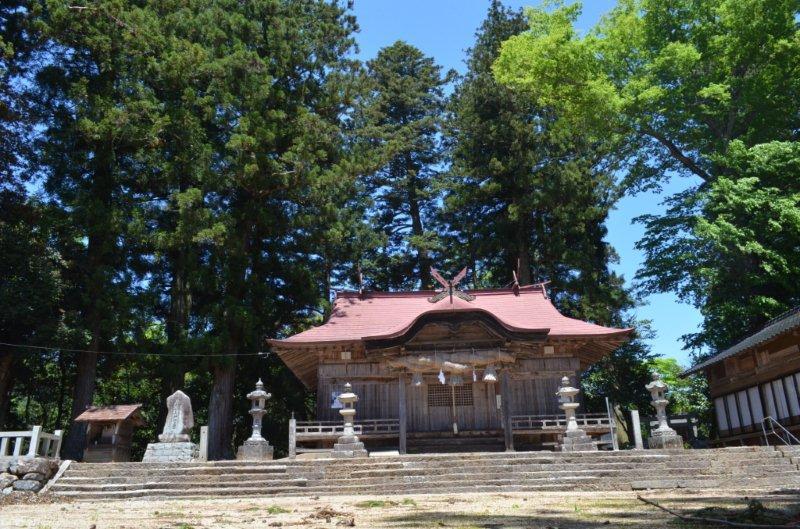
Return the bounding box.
[379,494,800,529]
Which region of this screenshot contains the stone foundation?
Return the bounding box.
[1,457,59,495]
[561,429,598,452]
[648,429,684,449]
[332,434,368,458]
[142,441,198,463]
[236,439,273,461]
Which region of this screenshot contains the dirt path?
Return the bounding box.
[2,490,799,529]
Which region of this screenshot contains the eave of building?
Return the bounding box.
[682,306,800,377]
[271,334,630,389]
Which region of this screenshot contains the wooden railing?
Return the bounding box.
[0,426,63,458]
[295,419,400,439]
[289,418,400,458]
[511,413,612,432]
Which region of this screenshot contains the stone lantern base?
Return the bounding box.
[560,429,598,452]
[648,429,684,449]
[332,434,368,458]
[236,438,274,460]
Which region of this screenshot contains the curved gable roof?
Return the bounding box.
[271,285,630,347]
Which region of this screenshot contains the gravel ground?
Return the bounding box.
[2,490,799,529]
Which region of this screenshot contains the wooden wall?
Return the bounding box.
[316,356,579,432]
[507,357,579,416]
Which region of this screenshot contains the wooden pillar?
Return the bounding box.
[500,370,514,451]
[398,375,407,454]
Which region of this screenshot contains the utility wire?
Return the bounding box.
[0,342,271,357]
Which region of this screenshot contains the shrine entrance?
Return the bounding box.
[407,379,502,434]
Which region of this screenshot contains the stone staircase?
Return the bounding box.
[50,446,800,500]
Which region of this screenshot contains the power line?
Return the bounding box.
[0,342,270,357]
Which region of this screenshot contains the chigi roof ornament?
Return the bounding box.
[428,267,476,304]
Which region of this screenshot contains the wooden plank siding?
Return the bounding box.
[315,356,578,434]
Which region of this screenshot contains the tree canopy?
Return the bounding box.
[494,0,800,357]
[3,0,796,456]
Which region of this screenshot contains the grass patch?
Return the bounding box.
[401,498,417,506]
[355,499,398,508]
[266,505,290,515]
[173,523,195,529]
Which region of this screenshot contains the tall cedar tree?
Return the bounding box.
[494,0,800,358]
[30,1,163,458]
[445,2,654,426]
[360,42,452,290]
[178,0,359,459]
[14,0,361,459]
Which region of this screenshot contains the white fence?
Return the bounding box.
[0,426,63,459]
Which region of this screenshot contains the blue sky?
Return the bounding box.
[350,0,703,367]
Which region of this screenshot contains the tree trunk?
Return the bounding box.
[0,351,14,428]
[516,216,532,285]
[207,361,236,460]
[62,348,98,459]
[408,178,431,288]
[157,258,191,431]
[55,353,67,429]
[63,229,105,459]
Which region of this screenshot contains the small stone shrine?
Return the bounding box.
[556,376,597,452]
[142,390,198,462]
[645,372,684,449]
[236,379,274,460]
[332,383,368,458]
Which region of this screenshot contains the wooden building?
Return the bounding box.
[270,281,631,453]
[74,404,145,462]
[684,307,800,446]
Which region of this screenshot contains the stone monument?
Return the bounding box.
[236,379,274,460]
[332,383,368,458]
[142,390,198,462]
[556,376,597,452]
[645,372,684,449]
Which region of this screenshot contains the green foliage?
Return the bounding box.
[494,0,800,359]
[648,358,709,416]
[448,2,654,420]
[357,41,453,289]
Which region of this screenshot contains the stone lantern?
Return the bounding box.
[236,378,274,460]
[645,372,683,449]
[556,376,597,452]
[332,382,368,458]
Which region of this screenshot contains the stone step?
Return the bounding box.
[54,476,601,499]
[55,465,800,491]
[343,463,795,480]
[53,485,310,500]
[327,467,800,485]
[65,446,778,470]
[63,465,290,478]
[54,472,800,500]
[65,454,788,474]
[51,477,308,492]
[56,477,800,501]
[631,476,800,490]
[317,453,783,471]
[52,446,800,500]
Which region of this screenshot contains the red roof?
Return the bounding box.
[74,404,144,423]
[272,285,630,346]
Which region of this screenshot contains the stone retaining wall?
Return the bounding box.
[1,457,60,494]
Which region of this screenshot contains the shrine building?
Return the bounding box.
[269,279,632,454]
[683,306,800,446]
